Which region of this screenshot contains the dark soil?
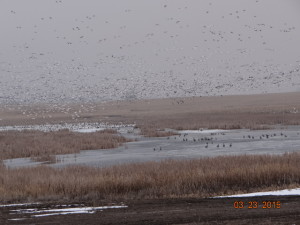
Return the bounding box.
[1,196,300,225]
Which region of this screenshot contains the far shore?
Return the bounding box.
[1,92,300,128]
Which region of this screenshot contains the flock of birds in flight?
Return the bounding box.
[9,1,296,48]
[8,0,297,47]
[1,0,299,110]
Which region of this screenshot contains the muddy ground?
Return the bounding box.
[1,196,300,225]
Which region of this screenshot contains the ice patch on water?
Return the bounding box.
[178,129,230,134]
[73,128,105,133]
[0,123,135,133]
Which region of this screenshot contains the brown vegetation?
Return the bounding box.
[0,129,131,161]
[0,153,299,203]
[135,111,300,132]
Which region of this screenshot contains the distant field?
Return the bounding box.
[1,92,300,135]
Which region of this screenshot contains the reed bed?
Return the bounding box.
[0,153,299,202]
[0,129,131,161]
[135,111,300,133]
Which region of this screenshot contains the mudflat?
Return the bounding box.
[1,196,300,225]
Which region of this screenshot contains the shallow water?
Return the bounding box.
[1,0,300,105]
[4,126,300,169]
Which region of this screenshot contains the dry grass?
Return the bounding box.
[135,111,300,132]
[0,129,131,161]
[1,153,300,202]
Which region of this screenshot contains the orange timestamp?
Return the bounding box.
[234,201,281,209]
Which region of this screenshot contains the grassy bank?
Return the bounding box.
[0,153,299,203]
[135,111,300,134]
[0,129,131,162]
[134,110,299,137]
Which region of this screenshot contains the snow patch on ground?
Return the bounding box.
[8,218,27,221]
[0,203,40,208]
[8,205,128,220]
[216,188,300,198]
[32,206,127,217]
